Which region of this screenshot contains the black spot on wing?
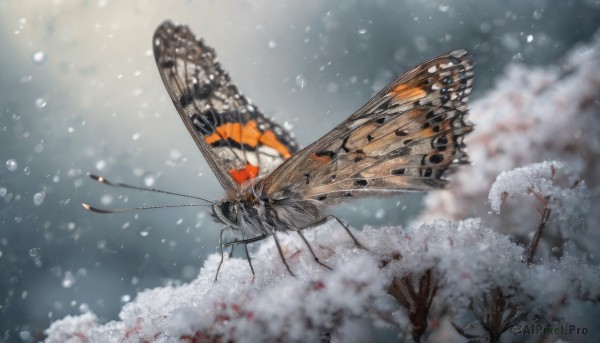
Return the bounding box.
[315,150,337,159]
[354,179,368,187]
[194,83,213,99]
[160,60,175,69]
[179,92,194,108]
[179,83,214,108]
[436,134,448,145]
[209,139,268,152]
[440,94,450,104]
[429,154,444,164]
[191,110,220,135]
[341,136,351,152]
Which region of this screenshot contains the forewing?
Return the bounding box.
[153,21,298,191]
[262,50,473,203]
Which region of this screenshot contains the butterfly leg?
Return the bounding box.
[215,227,227,282]
[238,230,256,277]
[224,234,269,246]
[217,230,260,279]
[223,234,269,277]
[271,230,296,276]
[299,215,367,250]
[327,215,367,250]
[244,242,256,276]
[296,230,333,270]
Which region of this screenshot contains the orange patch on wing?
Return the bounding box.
[205,121,261,146]
[229,163,259,184]
[390,84,427,102]
[310,154,330,163]
[204,120,291,158]
[259,131,291,158]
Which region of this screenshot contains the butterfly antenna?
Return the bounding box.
[87,173,215,204]
[82,203,210,214]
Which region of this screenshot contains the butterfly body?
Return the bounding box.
[212,186,323,239]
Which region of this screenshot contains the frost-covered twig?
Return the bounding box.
[489,161,590,264]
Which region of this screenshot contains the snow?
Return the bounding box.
[45,312,98,343]
[488,161,589,217]
[46,223,392,342]
[45,216,600,342]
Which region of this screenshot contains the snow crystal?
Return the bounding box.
[35,97,48,108]
[33,190,45,206]
[5,158,18,172]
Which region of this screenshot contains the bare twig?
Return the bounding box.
[450,321,479,340]
[387,269,438,342]
[453,288,520,343]
[523,195,551,265]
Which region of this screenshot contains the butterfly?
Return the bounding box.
[84,21,474,278]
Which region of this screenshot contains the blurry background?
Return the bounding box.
[0,0,599,341]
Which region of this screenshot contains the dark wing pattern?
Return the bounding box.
[262,50,473,204]
[153,21,299,192]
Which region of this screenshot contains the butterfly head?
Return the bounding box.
[212,200,241,228]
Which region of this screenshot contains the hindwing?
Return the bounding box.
[262,50,474,203]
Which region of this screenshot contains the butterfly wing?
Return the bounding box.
[261,50,473,203]
[153,21,299,192]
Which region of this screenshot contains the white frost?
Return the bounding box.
[489,161,578,214]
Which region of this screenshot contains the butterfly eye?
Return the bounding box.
[220,201,238,224]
